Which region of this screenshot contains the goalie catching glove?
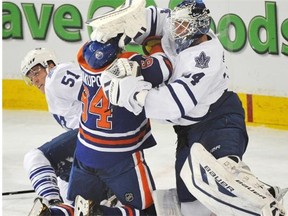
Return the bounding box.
[100,58,151,115]
[87,0,147,47]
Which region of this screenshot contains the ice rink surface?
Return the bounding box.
[2,110,288,215]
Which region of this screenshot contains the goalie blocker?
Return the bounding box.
[180,143,286,216]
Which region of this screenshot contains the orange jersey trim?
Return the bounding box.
[135,152,153,208]
[123,206,134,216]
[79,126,148,146]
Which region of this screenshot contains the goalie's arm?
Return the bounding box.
[133,6,171,45]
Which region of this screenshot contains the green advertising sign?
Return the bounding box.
[2,0,288,55]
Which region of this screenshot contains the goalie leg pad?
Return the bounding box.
[180,143,286,216]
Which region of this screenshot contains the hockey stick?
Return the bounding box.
[2,189,35,196]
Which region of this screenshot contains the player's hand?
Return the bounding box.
[100,75,151,115]
[102,58,140,81]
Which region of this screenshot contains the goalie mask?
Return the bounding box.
[168,0,211,53]
[83,38,120,69]
[20,48,57,85]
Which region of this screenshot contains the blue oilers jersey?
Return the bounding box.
[75,46,172,169]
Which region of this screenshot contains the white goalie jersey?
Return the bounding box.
[45,62,83,130]
[135,6,229,125]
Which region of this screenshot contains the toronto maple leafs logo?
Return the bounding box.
[195,51,210,69]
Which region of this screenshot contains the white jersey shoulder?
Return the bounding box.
[45,62,82,130]
[134,6,171,44]
[145,31,229,124]
[135,6,229,125]
[170,30,226,81]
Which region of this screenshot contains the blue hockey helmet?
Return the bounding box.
[83,38,120,69]
[168,0,211,53]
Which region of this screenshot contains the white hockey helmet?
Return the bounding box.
[168,0,211,53]
[20,48,57,85]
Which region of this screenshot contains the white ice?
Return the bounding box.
[2,110,288,215]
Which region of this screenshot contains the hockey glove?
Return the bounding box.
[87,0,147,47]
[101,75,151,115]
[101,58,141,98]
[106,58,140,78]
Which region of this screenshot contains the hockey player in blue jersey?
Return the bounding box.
[92,0,287,215]
[67,36,172,216]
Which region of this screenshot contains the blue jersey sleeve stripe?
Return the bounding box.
[148,7,157,37]
[174,80,198,105]
[167,84,185,117]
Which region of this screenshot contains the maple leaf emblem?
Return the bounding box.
[195,51,210,69]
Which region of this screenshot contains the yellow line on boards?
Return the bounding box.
[2,79,288,129]
[2,79,48,110]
